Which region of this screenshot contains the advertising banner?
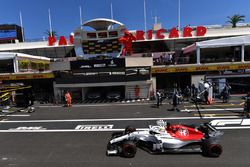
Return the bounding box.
[152,63,250,74]
[70,58,125,70]
[0,73,54,81]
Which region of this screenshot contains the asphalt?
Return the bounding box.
[0,95,249,167]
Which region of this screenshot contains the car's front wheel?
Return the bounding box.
[122,141,137,158]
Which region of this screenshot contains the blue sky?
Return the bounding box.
[1,0,250,40]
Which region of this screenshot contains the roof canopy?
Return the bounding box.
[0,52,50,61]
[183,35,250,54]
[82,18,124,31]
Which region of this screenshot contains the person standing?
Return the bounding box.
[170,91,181,112]
[204,89,209,104]
[156,90,161,108]
[221,83,231,103]
[134,85,140,99]
[191,84,198,98]
[184,86,191,101]
[64,91,72,107]
[244,92,250,118]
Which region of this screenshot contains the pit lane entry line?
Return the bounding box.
[0,116,239,123]
[0,126,250,133]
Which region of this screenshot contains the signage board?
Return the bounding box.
[152,63,250,74]
[135,26,207,41]
[0,73,54,81]
[70,58,125,70]
[0,30,17,40]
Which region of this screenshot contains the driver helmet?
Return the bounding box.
[156,120,167,127]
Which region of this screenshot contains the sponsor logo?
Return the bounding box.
[75,125,114,130]
[210,119,250,126]
[9,126,46,131]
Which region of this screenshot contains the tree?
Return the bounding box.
[227,14,245,28]
[44,29,58,37]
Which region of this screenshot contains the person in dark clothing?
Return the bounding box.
[156,90,161,108]
[169,91,181,111]
[191,84,198,98]
[184,86,191,101]
[244,92,250,118]
[204,90,209,104]
[221,84,231,103]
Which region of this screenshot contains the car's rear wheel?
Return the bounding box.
[202,143,223,157]
[122,141,137,158]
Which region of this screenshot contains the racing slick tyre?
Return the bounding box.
[125,126,136,134]
[202,143,223,157]
[121,141,137,158]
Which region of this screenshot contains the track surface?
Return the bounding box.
[0,100,249,167]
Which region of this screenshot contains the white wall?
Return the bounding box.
[50,61,71,71]
[191,75,205,87]
[125,57,153,67]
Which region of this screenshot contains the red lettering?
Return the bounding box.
[58,36,67,45]
[136,30,145,40]
[69,35,74,44]
[16,76,27,79]
[183,26,193,37]
[156,29,166,39]
[175,68,188,72]
[216,66,230,70]
[33,75,43,78]
[196,26,207,36]
[48,36,56,46]
[169,27,179,38]
[195,66,209,71]
[147,30,153,39]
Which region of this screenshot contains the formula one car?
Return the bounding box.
[106,120,223,158]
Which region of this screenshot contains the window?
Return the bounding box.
[87,33,97,39]
[0,59,14,73]
[98,32,107,38]
[109,31,118,38]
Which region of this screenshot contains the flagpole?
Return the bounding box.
[144,0,147,32]
[178,0,181,31]
[48,8,53,37]
[110,2,114,20]
[79,6,83,28]
[19,11,25,42]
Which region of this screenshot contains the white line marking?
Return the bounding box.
[0,116,239,123]
[0,129,135,133]
[0,126,250,133]
[38,102,152,108]
[0,114,30,117]
[216,126,250,130]
[181,108,243,112]
[210,119,250,126]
